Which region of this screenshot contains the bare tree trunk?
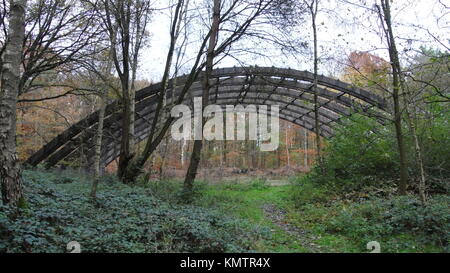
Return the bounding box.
[285,124,291,167]
[184,0,220,191]
[396,30,426,202]
[122,0,187,183]
[129,79,136,151]
[181,139,187,168]
[129,0,149,153]
[101,0,150,181]
[159,135,170,180]
[223,112,227,167]
[378,0,409,195]
[306,0,323,170]
[304,128,308,169]
[91,93,106,199]
[90,45,115,199]
[0,0,27,206]
[402,82,427,204]
[116,0,133,180]
[118,83,132,179]
[275,148,280,168]
[406,107,427,204]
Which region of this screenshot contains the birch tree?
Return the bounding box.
[0,0,27,206]
[88,51,115,199]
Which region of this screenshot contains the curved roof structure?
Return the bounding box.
[26,67,389,168]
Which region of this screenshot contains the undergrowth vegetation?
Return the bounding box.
[304,113,449,194]
[289,113,450,253]
[142,175,450,253]
[1,167,448,253]
[327,195,450,252]
[289,177,449,252]
[0,170,268,253]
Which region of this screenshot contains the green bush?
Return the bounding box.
[308,114,399,192]
[306,112,449,194]
[327,195,450,252]
[419,110,450,185]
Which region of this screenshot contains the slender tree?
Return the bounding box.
[85,0,152,181]
[184,0,221,191]
[90,52,114,199]
[376,0,409,195]
[302,0,323,169]
[121,0,189,183]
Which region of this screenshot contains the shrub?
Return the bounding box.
[306,111,450,194]
[310,114,399,192]
[327,195,450,252]
[420,106,450,177]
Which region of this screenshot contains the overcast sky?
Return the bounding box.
[138,0,449,82]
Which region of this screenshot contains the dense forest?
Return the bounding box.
[0,0,449,254]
